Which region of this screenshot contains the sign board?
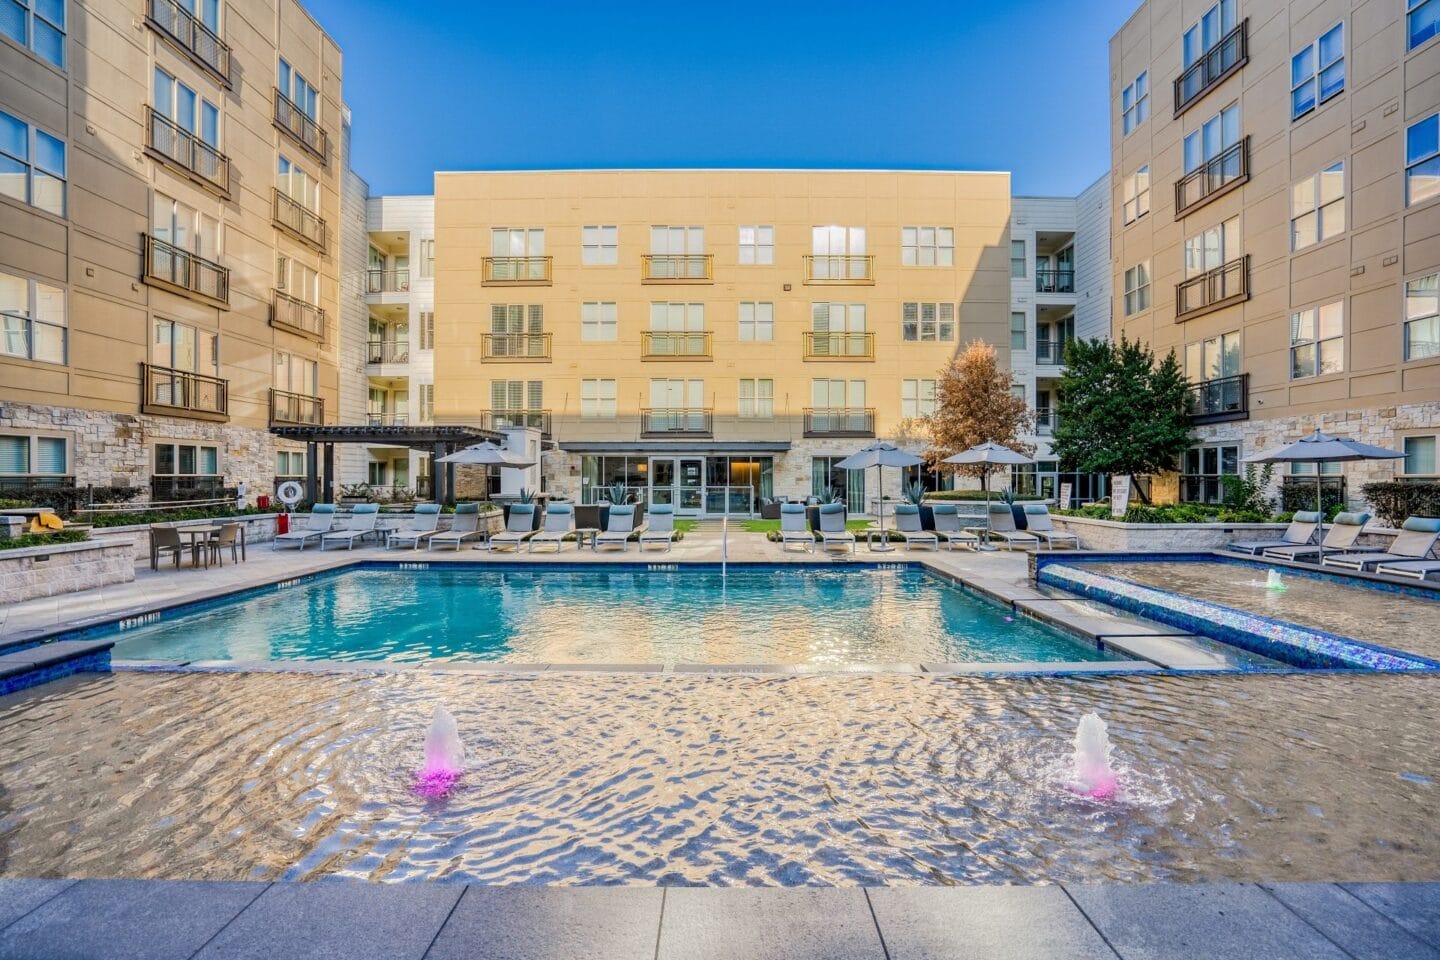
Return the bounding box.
[1110,475,1131,517]
[1059,482,1073,512]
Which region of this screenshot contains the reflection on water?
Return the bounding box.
[1,670,1437,885]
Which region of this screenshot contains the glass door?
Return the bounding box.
[678,458,704,514]
[649,458,676,507]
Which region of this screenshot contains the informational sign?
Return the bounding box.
[1110,475,1132,517]
[1059,482,1073,512]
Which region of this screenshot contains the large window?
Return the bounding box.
[649,301,703,331]
[581,225,617,265]
[1184,216,1239,277]
[155,442,219,478]
[1406,114,1440,207]
[580,301,617,341]
[1121,71,1149,135]
[492,227,544,258]
[901,226,954,266]
[1405,274,1440,361]
[1010,240,1026,277]
[650,378,703,410]
[418,239,434,278]
[0,433,67,482]
[153,192,218,258]
[0,269,65,363]
[276,254,319,305]
[901,379,937,418]
[154,68,219,147]
[1184,331,1240,383]
[276,450,306,479]
[491,379,542,412]
[1,0,64,67]
[1290,301,1344,379]
[1292,23,1344,119]
[1123,166,1151,224]
[812,378,865,409]
[651,225,704,255]
[0,109,65,216]
[738,225,773,265]
[738,378,773,418]
[580,378,616,418]
[1403,436,1438,479]
[1181,444,1238,504]
[811,302,865,332]
[901,302,955,341]
[1010,311,1027,350]
[274,351,317,395]
[738,302,773,341]
[154,318,218,376]
[277,58,318,120]
[492,303,543,334]
[1183,0,1236,68]
[1411,0,1440,50]
[1291,163,1345,249]
[1183,103,1240,174]
[1123,261,1151,315]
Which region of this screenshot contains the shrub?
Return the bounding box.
[1279,480,1346,515]
[0,530,91,551]
[924,490,1045,502]
[85,505,280,528]
[1221,463,1275,515]
[0,485,140,518]
[1361,481,1440,528]
[1056,503,1272,524]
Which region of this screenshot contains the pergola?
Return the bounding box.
[268,424,502,505]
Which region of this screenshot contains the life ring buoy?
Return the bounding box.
[276,481,305,505]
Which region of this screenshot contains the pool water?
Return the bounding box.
[106,566,1118,666]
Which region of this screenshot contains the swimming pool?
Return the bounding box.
[102,564,1120,667]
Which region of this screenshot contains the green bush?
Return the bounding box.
[84,505,280,528]
[1279,480,1346,515]
[2,485,140,518]
[0,530,91,551]
[1056,503,1272,524]
[923,490,1044,502]
[1361,481,1440,528]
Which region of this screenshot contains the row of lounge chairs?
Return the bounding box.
[779,502,1079,553]
[273,503,449,551]
[1228,512,1440,580]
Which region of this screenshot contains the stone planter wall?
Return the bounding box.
[0,540,135,603]
[1048,516,1401,552]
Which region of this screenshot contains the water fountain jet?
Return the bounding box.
[1265,569,1287,591]
[413,706,464,797]
[1067,712,1118,800]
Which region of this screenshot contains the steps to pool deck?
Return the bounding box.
[0,639,113,698]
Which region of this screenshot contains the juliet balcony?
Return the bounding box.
[482,333,552,360]
[803,407,876,438]
[271,290,326,341]
[269,389,325,426]
[1175,255,1249,322]
[140,363,228,422]
[146,0,230,85]
[642,331,712,359]
[274,90,327,163]
[273,189,327,252]
[479,409,552,436]
[803,255,875,284]
[803,331,874,359]
[1185,372,1249,425]
[146,108,229,197]
[1174,19,1248,116]
[1175,137,1250,219]
[641,254,713,283]
[641,408,713,437]
[482,257,552,285]
[142,234,229,308]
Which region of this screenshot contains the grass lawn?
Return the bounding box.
[674,519,698,534]
[739,518,872,533]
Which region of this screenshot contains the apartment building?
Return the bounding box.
[1111,0,1440,505]
[430,169,1012,515]
[0,0,343,501]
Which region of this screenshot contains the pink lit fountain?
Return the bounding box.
[1067,712,1119,800]
[412,706,465,798]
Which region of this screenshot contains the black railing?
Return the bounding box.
[1174,19,1248,115]
[151,475,230,501]
[641,408,713,436]
[142,234,229,305]
[366,340,409,364]
[481,409,552,436]
[0,476,75,494]
[146,108,229,194]
[273,189,327,251]
[1175,137,1249,218]
[1036,338,1071,365]
[1176,255,1249,322]
[1035,268,1075,294]
[366,269,410,294]
[803,407,876,437]
[1185,373,1249,424]
[274,90,327,162]
[1180,474,1230,505]
[269,389,324,426]
[147,0,230,84]
[1034,409,1059,435]
[272,290,325,340]
[141,363,229,420]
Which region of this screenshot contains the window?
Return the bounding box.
[1010,240,1026,277]
[901,226,954,266]
[153,319,218,375]
[154,443,219,477]
[1123,261,1151,315]
[1290,163,1345,249]
[1181,444,1239,504]
[1292,23,1344,119]
[738,378,773,418]
[809,225,866,279]
[1290,301,1344,378]
[0,0,64,67]
[812,378,865,409]
[1183,0,1236,68]
[276,155,319,213]
[493,227,544,258]
[581,225,617,265]
[1183,103,1240,174]
[901,379,937,418]
[418,239,434,278]
[418,383,434,422]
[1406,114,1440,207]
[0,110,65,216]
[650,378,703,410]
[651,225,704,254]
[738,225,773,265]
[154,68,219,147]
[1411,0,1440,50]
[0,433,67,479]
[1184,331,1240,383]
[1405,274,1440,361]
[152,192,218,259]
[1184,216,1240,277]
[649,302,703,331]
[0,270,64,363]
[491,303,543,334]
[1123,166,1151,224]
[275,255,319,305]
[276,450,306,477]
[901,302,955,341]
[811,302,865,331]
[274,351,317,394]
[1010,311,1026,350]
[1403,436,1438,478]
[418,310,434,350]
[491,379,542,412]
[277,59,318,120]
[581,379,617,418]
[581,301,617,341]
[738,302,773,341]
[1121,71,1149,135]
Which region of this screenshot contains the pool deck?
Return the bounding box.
[1,878,1437,959]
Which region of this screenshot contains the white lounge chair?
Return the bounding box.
[1323,517,1440,572]
[1022,504,1079,550]
[1263,511,1369,563]
[597,504,645,551]
[428,503,485,551]
[987,503,1040,551]
[930,504,980,550]
[273,504,336,550]
[491,504,539,552]
[320,503,380,550]
[386,503,442,550]
[893,504,937,551]
[778,502,814,553]
[1227,511,1320,555]
[639,504,678,551]
[817,503,855,554]
[529,503,575,553]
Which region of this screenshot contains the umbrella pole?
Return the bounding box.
[1316,465,1324,563]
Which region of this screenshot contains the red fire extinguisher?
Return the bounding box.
[277,512,289,535]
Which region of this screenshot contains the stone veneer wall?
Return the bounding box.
[0,540,134,603]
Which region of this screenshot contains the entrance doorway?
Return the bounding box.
[649,457,704,515]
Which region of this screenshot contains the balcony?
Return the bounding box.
[803,408,876,438]
[1035,268,1075,294]
[1185,372,1249,425]
[482,332,552,360]
[1036,338,1073,365]
[274,90,327,163]
[273,189,327,252]
[366,412,409,427]
[269,388,324,426]
[482,256,552,285]
[1174,19,1248,116]
[146,0,230,85]
[480,409,552,436]
[366,340,409,365]
[1034,409,1059,436]
[803,331,875,359]
[1176,137,1250,219]
[142,234,229,307]
[140,363,228,422]
[271,290,325,341]
[803,255,875,284]
[641,331,712,359]
[641,408,713,437]
[641,254,713,283]
[366,269,410,294]
[146,108,229,196]
[1175,255,1249,322]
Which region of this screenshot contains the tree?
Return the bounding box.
[1050,335,1192,504]
[924,340,1034,481]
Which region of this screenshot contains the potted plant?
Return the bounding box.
[807,488,845,533]
[1001,487,1027,530]
[904,480,934,530]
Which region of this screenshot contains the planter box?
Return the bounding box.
[0,539,135,604]
[1048,516,1289,552]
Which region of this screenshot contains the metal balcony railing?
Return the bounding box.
[641,408,713,436]
[1176,137,1250,218]
[271,290,325,340]
[1036,338,1071,365]
[274,90,327,162]
[1175,255,1249,322]
[803,254,875,283]
[641,331,712,359]
[1035,268,1075,294]
[482,332,552,359]
[366,412,409,427]
[481,409,552,436]
[803,331,875,359]
[1185,372,1249,424]
[1034,409,1059,435]
[366,340,409,364]
[269,388,324,426]
[641,254,714,282]
[366,269,410,294]
[803,408,876,437]
[273,189,327,251]
[141,363,229,420]
[146,108,229,195]
[482,256,552,285]
[146,0,230,84]
[142,233,229,306]
[1174,19,1248,116]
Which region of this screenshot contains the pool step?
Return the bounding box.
[0,640,114,698]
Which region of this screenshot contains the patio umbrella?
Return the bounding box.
[942,442,1036,549]
[435,441,535,468]
[835,442,923,549]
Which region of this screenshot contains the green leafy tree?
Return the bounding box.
[1051,336,1192,504]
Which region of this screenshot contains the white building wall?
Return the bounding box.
[1072,174,1112,342]
[339,163,371,485]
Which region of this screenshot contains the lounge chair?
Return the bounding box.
[1263,511,1369,563]
[596,504,644,552]
[529,503,575,553]
[987,503,1040,551]
[1322,517,1440,573]
[273,504,336,551]
[149,524,188,569]
[931,504,980,550]
[1022,504,1080,550]
[1226,511,1320,555]
[490,504,539,552]
[639,504,678,551]
[893,504,938,551]
[320,503,380,550]
[817,503,855,554]
[1374,558,1440,580]
[386,503,442,550]
[778,502,815,553]
[428,503,485,551]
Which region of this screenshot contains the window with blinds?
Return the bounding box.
[901,302,955,341]
[581,379,617,417]
[738,379,773,418]
[490,304,543,333]
[490,380,542,411]
[418,311,434,350]
[418,383,434,422]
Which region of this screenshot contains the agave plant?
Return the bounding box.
[606,481,630,505]
[518,487,535,504]
[902,480,926,506]
[999,487,1017,505]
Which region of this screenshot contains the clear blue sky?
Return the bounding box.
[305,0,1137,197]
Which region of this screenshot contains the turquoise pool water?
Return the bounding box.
[106,565,1119,666]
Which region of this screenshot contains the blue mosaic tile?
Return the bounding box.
[0,650,111,699]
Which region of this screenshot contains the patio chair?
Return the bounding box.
[893,504,937,551]
[207,522,242,565]
[149,524,187,570]
[778,502,815,553]
[1263,512,1370,563]
[428,503,485,551]
[987,503,1040,550]
[489,504,538,552]
[320,504,380,551]
[639,504,678,551]
[596,504,645,552]
[1322,517,1440,573]
[1226,511,1320,555]
[1022,504,1079,550]
[817,503,855,554]
[931,504,980,550]
[386,503,442,550]
[529,503,575,553]
[273,504,336,551]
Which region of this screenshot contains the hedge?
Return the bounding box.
[1360,481,1440,528]
[0,485,140,518]
[0,530,91,551]
[86,505,280,528]
[1057,503,1271,524]
[922,490,1046,502]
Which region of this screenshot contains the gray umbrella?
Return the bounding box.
[942,442,1036,548]
[835,442,923,546]
[435,441,536,468]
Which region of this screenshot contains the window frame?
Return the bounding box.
[0,431,70,478]
[1406,113,1440,208]
[580,301,618,342]
[1291,22,1345,121]
[417,239,435,278]
[1010,240,1026,278]
[1182,0,1236,68]
[1290,162,1345,250]
[1410,0,1440,51]
[0,269,66,364]
[580,378,618,418]
[1401,434,1439,479]
[153,66,220,148]
[581,225,618,265]
[900,226,954,267]
[901,378,937,419]
[492,227,545,258]
[277,58,319,121]
[737,378,774,418]
[0,0,65,68]
[738,301,774,342]
[1123,261,1151,315]
[1010,311,1027,350]
[1289,300,1345,380]
[1404,272,1440,362]
[1121,71,1149,135]
[153,441,221,478]
[0,108,66,217]
[1181,442,1240,505]
[737,225,773,265]
[1123,165,1151,224]
[901,302,955,342]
